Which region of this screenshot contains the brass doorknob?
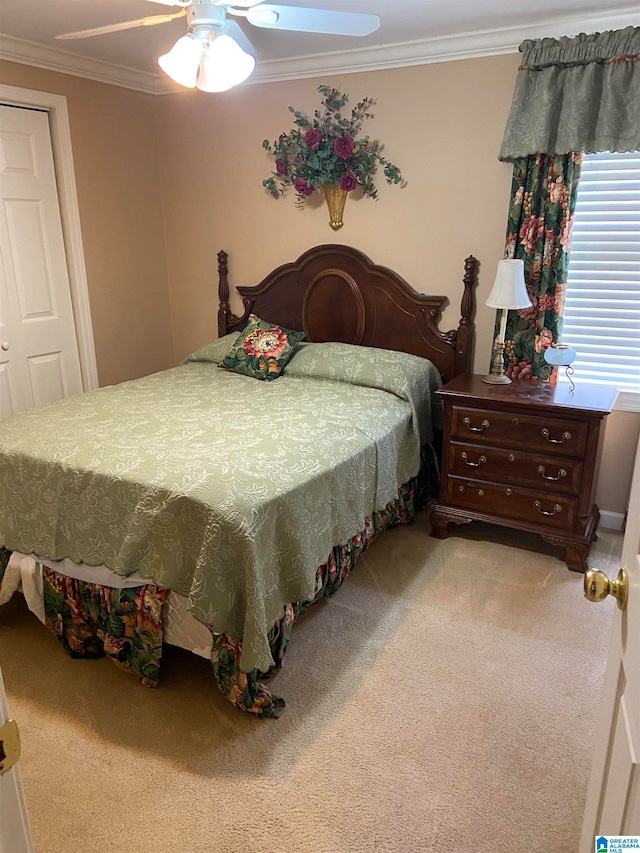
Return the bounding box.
[584,566,628,611]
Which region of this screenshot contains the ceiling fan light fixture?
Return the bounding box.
[158,33,202,87]
[196,34,256,92]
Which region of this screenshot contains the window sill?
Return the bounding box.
[615,391,640,414]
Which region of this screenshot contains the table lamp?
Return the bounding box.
[483,259,532,384]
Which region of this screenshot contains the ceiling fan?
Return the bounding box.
[56,0,381,92]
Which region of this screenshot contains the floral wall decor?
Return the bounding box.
[262,85,403,229]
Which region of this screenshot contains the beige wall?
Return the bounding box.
[156,56,519,369]
[1,55,637,514]
[598,410,640,517]
[0,60,174,387]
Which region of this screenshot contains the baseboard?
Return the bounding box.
[599,510,625,531]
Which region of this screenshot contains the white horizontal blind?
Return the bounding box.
[562,151,640,402]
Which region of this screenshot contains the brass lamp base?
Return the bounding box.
[482,373,512,385]
[483,339,511,384]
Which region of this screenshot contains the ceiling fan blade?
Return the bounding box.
[145,0,192,6]
[56,11,186,40]
[245,5,380,36]
[224,20,256,56]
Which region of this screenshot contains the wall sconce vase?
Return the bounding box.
[321,184,348,231]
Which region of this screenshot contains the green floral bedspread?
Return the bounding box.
[0,341,441,673]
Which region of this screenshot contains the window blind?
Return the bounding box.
[562,151,640,405]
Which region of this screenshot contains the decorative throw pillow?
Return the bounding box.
[219,314,305,381]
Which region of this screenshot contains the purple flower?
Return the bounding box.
[278,133,287,144]
[294,177,314,197]
[334,135,355,159]
[275,159,287,176]
[304,128,322,152]
[340,171,357,192]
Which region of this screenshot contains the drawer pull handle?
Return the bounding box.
[541,428,571,445]
[508,453,515,462]
[463,417,490,433]
[461,452,487,467]
[505,488,512,496]
[457,485,484,496]
[537,465,567,481]
[534,500,562,517]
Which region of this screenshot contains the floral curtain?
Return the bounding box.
[495,27,639,380]
[498,153,583,380]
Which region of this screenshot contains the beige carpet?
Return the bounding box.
[0,514,621,853]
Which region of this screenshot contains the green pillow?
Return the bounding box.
[182,333,241,365]
[219,315,305,381]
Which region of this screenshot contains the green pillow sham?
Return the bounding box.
[182,333,241,365]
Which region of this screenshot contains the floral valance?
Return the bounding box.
[499,26,640,160]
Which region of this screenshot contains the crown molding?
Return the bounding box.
[0,33,160,94]
[249,10,640,84]
[2,9,639,96]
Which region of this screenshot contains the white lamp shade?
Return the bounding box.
[197,35,256,92]
[485,259,532,310]
[158,35,202,88]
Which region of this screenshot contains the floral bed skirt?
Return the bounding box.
[0,450,435,717]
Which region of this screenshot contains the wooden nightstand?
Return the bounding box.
[429,373,619,572]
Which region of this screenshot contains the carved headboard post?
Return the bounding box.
[453,255,478,377]
[217,250,230,338]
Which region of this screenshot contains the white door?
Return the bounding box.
[0,104,83,416]
[0,664,34,853]
[580,436,640,847]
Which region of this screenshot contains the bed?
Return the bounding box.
[0,244,477,717]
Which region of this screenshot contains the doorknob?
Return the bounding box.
[1,342,9,351]
[584,566,628,610]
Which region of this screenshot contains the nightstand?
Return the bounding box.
[429,373,619,572]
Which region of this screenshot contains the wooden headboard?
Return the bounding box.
[218,244,477,383]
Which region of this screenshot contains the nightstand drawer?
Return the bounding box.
[444,475,577,531]
[450,405,588,458]
[447,442,583,495]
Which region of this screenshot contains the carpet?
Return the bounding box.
[0,515,621,853]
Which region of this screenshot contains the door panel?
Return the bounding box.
[0,360,21,416]
[599,692,635,831]
[0,665,34,853]
[27,351,67,406]
[0,104,83,415]
[5,199,57,319]
[581,439,640,846]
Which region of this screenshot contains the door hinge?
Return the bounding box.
[0,719,21,776]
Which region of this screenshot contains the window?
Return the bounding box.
[562,151,640,411]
